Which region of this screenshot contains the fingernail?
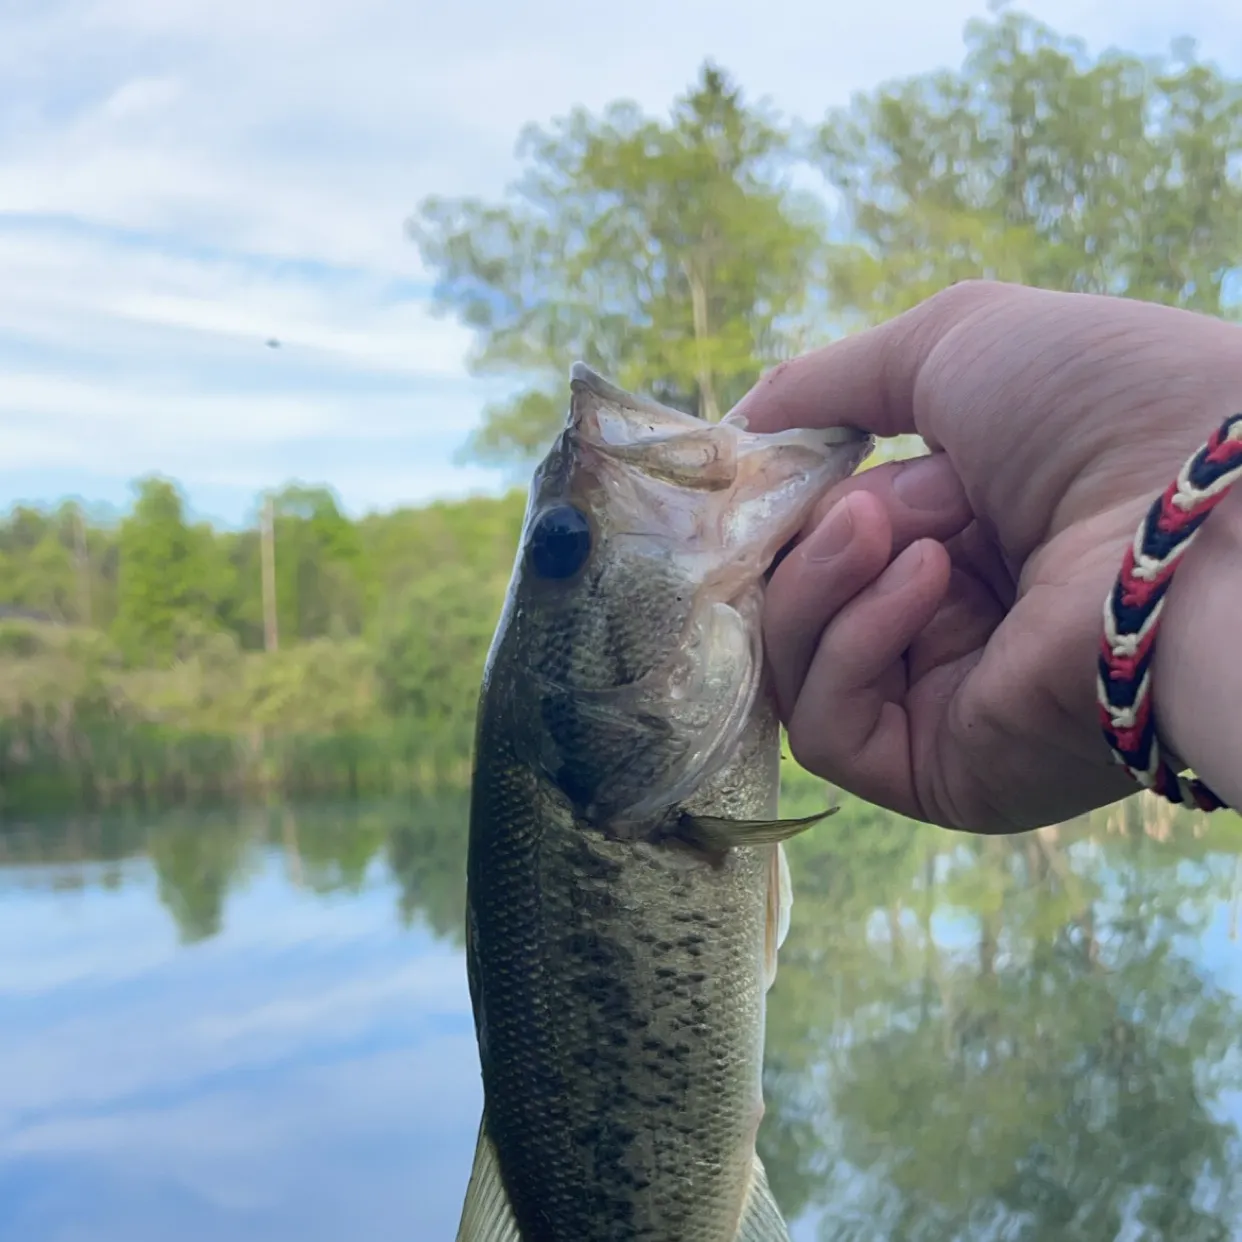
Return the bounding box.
[806,496,855,563]
[892,455,959,511]
[877,542,926,593]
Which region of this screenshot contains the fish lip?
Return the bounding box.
[568,360,873,460]
[567,362,705,455]
[569,362,682,422]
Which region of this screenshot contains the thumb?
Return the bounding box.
[729,281,1016,441]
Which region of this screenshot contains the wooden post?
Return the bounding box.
[72,503,92,626]
[261,495,279,653]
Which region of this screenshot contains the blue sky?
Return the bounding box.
[1,0,1240,528]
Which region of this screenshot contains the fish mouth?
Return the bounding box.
[569,361,871,450]
[562,362,874,581]
[568,360,868,442]
[568,362,698,424]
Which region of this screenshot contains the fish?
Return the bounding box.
[456,363,873,1242]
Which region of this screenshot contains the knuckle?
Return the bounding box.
[925,278,1005,317]
[914,279,1024,343]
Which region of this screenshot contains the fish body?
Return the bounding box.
[457,366,872,1242]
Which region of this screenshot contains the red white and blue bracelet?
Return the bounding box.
[1097,411,1242,812]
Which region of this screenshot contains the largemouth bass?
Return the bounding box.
[457,364,872,1242]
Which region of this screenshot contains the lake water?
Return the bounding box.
[4,793,1242,1241]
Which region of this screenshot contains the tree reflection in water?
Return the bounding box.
[5,787,1242,1239]
[760,793,1242,1241]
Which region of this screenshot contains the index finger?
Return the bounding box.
[729,280,1015,439]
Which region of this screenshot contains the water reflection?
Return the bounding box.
[3,793,1242,1240]
[763,799,1242,1241]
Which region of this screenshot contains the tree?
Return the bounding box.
[410,62,828,464]
[0,501,116,625]
[817,8,1242,323]
[412,12,1242,466]
[371,560,509,764]
[266,484,363,644]
[110,477,230,665]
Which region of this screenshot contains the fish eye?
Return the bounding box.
[527,504,592,580]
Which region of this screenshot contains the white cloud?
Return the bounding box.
[0,0,1239,520]
[0,223,507,513]
[0,229,475,379]
[0,369,497,504]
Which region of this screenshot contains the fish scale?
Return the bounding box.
[455,364,872,1242]
[468,690,778,1241]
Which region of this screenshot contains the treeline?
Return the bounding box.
[0,482,526,815]
[4,6,1241,815]
[0,479,524,653]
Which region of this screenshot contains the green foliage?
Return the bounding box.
[268,484,365,643]
[356,490,526,614]
[817,10,1242,322]
[373,562,509,757]
[110,477,231,665]
[0,501,113,625]
[413,9,1242,469]
[412,62,826,461]
[0,487,527,816]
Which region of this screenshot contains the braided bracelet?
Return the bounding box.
[1097,411,1242,812]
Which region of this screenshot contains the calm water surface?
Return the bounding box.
[4,794,1242,1241]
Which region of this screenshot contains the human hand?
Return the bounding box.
[733,281,1242,832]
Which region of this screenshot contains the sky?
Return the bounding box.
[1,0,1240,529]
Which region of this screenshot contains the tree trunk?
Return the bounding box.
[73,504,92,626]
[261,495,279,653]
[686,260,720,423]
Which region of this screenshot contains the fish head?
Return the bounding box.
[491,362,873,831]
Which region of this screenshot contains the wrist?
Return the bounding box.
[1152,478,1242,808]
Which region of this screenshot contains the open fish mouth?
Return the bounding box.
[556,362,874,595]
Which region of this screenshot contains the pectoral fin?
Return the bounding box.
[455,1114,523,1242]
[763,842,794,991]
[734,1154,793,1241]
[677,806,837,852]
